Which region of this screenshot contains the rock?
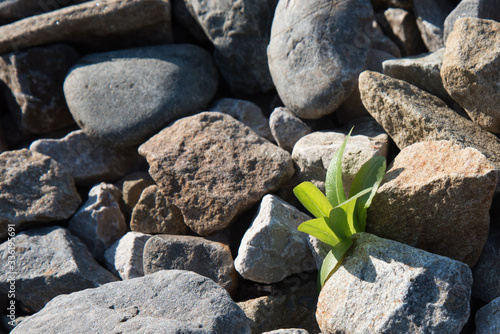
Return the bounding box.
[138,112,294,236]
[269,107,311,153]
[68,182,128,262]
[0,0,173,54]
[0,44,78,134]
[472,228,500,302]
[10,270,251,334]
[30,130,145,186]
[130,185,188,235]
[0,149,81,239]
[143,235,237,293]
[369,20,402,58]
[115,172,155,215]
[367,140,497,266]
[307,236,330,270]
[0,226,118,312]
[64,44,218,148]
[317,233,472,333]
[267,0,374,119]
[412,0,455,51]
[170,0,209,44]
[262,330,309,334]
[104,231,152,280]
[0,0,89,25]
[475,297,500,334]
[209,98,273,141]
[235,195,315,284]
[441,17,500,133]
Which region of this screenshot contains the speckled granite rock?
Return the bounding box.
[472,228,500,302]
[475,296,500,334]
[269,107,311,153]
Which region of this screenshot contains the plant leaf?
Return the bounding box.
[329,206,349,240]
[319,237,353,288]
[298,217,341,247]
[293,182,333,218]
[325,128,353,207]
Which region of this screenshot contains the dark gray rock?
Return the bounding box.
[64,44,218,147]
[10,270,251,334]
[263,330,309,334]
[0,226,118,312]
[0,0,89,25]
[269,107,311,153]
[472,228,500,302]
[369,20,402,58]
[115,172,155,216]
[413,0,455,51]
[475,296,500,334]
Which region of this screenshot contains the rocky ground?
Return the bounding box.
[0,0,499,333]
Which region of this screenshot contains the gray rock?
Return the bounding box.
[64,44,218,148]
[30,130,145,186]
[441,17,500,133]
[267,0,374,119]
[369,20,402,58]
[308,235,330,270]
[317,233,472,333]
[138,112,294,236]
[0,0,173,54]
[476,296,500,334]
[0,0,89,25]
[0,226,118,312]
[170,0,209,44]
[68,182,128,262]
[143,235,237,293]
[104,231,152,280]
[413,0,455,51]
[114,172,155,215]
[262,330,309,334]
[269,107,311,153]
[10,270,251,334]
[472,228,500,302]
[0,149,81,239]
[235,195,315,284]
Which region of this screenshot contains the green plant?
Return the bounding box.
[293,129,386,289]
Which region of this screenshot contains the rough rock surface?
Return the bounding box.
[64,44,218,147]
[262,330,309,334]
[234,195,315,284]
[412,0,454,51]
[143,235,237,293]
[115,172,155,215]
[269,107,311,153]
[0,0,89,25]
[317,233,472,334]
[441,17,500,133]
[267,0,374,119]
[475,296,500,334]
[10,270,251,334]
[472,228,500,302]
[0,226,118,312]
[367,140,497,266]
[138,112,294,236]
[0,149,81,239]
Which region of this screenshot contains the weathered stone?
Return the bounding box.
[412,0,454,51]
[0,226,118,312]
[30,130,145,186]
[307,235,330,270]
[441,18,500,133]
[170,0,209,44]
[130,185,188,235]
[235,195,315,284]
[0,0,173,54]
[0,149,81,239]
[0,0,89,25]
[267,0,374,119]
[68,183,127,262]
[269,107,311,153]
[317,233,472,334]
[104,231,152,280]
[475,296,500,334]
[367,140,497,266]
[138,112,294,236]
[10,270,251,334]
[64,44,218,148]
[262,330,309,334]
[472,228,500,302]
[115,172,155,215]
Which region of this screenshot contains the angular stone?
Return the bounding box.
[115,172,155,215]
[235,195,315,284]
[0,0,89,25]
[307,235,330,270]
[0,0,173,54]
[68,183,127,262]
[0,226,118,312]
[267,0,374,119]
[317,233,472,334]
[0,149,81,239]
[104,231,152,280]
[412,0,454,51]
[441,18,500,133]
[472,228,500,302]
[10,270,251,334]
[263,330,309,334]
[370,20,402,58]
[64,44,218,148]
[130,185,188,235]
[475,297,500,334]
[139,112,294,236]
[269,107,311,153]
[30,130,145,186]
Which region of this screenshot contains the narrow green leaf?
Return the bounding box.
[335,186,373,209]
[293,182,333,218]
[298,217,341,247]
[329,206,349,240]
[319,237,353,288]
[325,128,353,207]
[345,195,359,235]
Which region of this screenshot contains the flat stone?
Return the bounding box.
[104,231,152,280]
[475,296,500,334]
[138,112,294,236]
[269,107,311,153]
[472,228,500,302]
[235,195,315,284]
[441,17,500,133]
[367,140,497,266]
[10,270,251,334]
[68,182,128,262]
[130,185,189,235]
[30,130,145,186]
[0,149,81,239]
[0,226,118,312]
[0,0,89,25]
[267,0,374,119]
[317,233,472,334]
[115,172,155,215]
[412,0,454,51]
[64,44,218,147]
[0,0,173,54]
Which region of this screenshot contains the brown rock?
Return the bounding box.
[138,112,294,235]
[115,172,155,215]
[0,0,89,25]
[367,140,497,266]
